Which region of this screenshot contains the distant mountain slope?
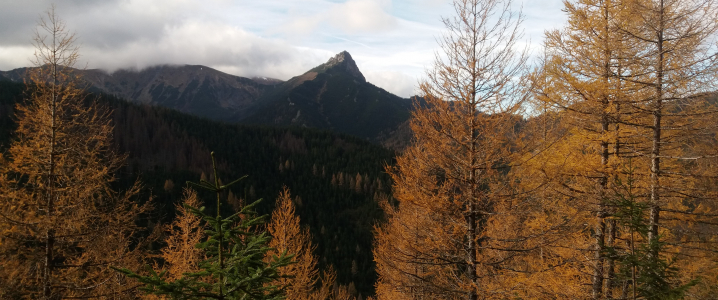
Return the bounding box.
[245,51,413,142]
[85,65,282,121]
[0,51,413,147]
[0,65,280,122]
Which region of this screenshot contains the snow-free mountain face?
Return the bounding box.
[83,65,279,122]
[0,51,413,148]
[0,64,279,122]
[312,51,366,83]
[246,51,412,144]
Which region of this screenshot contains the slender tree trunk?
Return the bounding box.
[468,201,478,300]
[606,109,619,298]
[605,220,616,299]
[647,0,664,256]
[467,99,479,300]
[621,278,629,300]
[43,230,54,299]
[593,134,608,299]
[592,206,606,300]
[631,227,637,300]
[212,153,226,300]
[593,3,617,296]
[593,51,612,300]
[43,36,59,300]
[467,11,480,299]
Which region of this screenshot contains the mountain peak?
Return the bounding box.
[318,51,365,83]
[326,51,353,67]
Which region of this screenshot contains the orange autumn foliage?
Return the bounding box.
[161,188,205,281]
[0,7,150,299]
[373,0,566,299]
[266,188,335,300]
[529,0,718,298]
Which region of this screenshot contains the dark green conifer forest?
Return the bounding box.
[0,80,394,297]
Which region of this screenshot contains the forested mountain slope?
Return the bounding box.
[0,80,392,297]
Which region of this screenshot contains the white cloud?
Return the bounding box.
[327,0,397,33]
[272,0,398,37]
[364,70,418,97]
[80,20,328,80]
[280,16,323,37]
[0,46,34,70]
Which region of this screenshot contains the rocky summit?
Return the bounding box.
[314,51,366,83]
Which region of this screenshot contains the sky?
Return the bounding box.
[0,0,567,98]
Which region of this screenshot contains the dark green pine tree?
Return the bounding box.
[607,160,698,300]
[116,152,293,299]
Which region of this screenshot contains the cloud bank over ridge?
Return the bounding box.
[0,0,565,97]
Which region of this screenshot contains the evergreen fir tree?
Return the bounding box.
[608,160,698,300]
[116,152,292,299]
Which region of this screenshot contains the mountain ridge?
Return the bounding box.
[0,51,413,149]
[0,64,277,122]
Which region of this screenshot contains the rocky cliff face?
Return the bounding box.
[314,51,366,83]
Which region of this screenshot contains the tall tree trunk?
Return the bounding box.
[43,41,59,300]
[593,1,621,295]
[592,211,606,299]
[593,133,608,298]
[647,0,664,257]
[605,220,616,299]
[620,278,629,300]
[468,85,479,300]
[468,201,478,300]
[467,14,480,299]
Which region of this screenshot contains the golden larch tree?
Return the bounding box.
[531,0,718,297]
[374,0,560,299]
[160,188,205,281]
[0,7,150,299]
[533,0,644,296]
[266,187,335,300]
[621,0,718,297]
